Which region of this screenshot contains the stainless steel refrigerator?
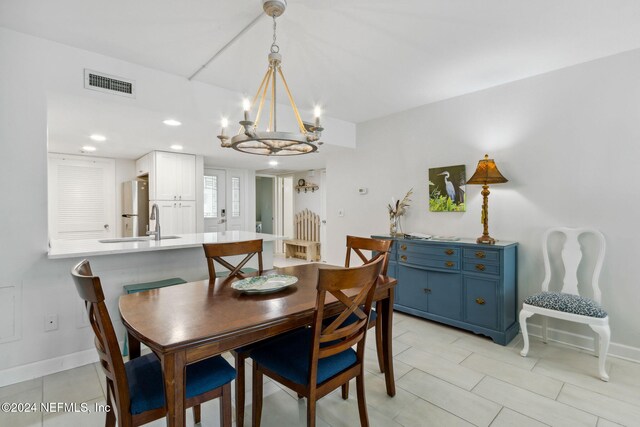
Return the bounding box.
[122,180,149,237]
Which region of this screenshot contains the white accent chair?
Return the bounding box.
[519,227,610,381]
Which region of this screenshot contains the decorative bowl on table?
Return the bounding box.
[231,274,298,294]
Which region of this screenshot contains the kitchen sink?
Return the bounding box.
[99,236,181,243]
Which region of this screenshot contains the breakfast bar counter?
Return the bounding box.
[47,231,286,259]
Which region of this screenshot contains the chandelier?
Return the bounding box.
[217,0,323,156]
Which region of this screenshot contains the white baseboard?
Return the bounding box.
[526,324,640,362]
[0,348,99,388]
[0,341,150,388]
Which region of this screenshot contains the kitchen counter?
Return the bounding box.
[48,231,287,259]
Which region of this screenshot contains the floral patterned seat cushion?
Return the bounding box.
[524,292,607,318]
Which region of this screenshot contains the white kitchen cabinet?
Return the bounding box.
[176,201,195,234]
[150,201,195,235]
[135,153,152,177]
[178,155,196,200]
[149,151,196,201]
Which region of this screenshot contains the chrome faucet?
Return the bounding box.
[147,203,161,241]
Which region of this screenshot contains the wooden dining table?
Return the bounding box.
[119,262,397,427]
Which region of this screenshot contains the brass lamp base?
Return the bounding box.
[476,235,496,245]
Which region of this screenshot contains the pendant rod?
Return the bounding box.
[188,12,263,81]
[254,68,273,129]
[272,65,277,131]
[278,67,307,133]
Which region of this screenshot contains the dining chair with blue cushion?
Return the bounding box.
[519,227,610,381]
[344,236,392,372]
[71,259,235,427]
[203,239,264,427]
[250,257,385,427]
[323,236,392,399]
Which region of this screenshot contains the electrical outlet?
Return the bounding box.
[44,314,58,332]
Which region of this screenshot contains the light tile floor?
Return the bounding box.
[1,313,638,427]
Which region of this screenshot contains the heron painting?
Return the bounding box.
[429,165,466,212]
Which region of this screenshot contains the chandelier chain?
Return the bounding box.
[270,14,279,53]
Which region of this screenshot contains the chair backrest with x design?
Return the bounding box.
[203,239,264,280]
[345,235,392,276]
[71,259,133,417]
[308,257,384,384]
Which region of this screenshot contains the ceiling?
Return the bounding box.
[46,93,348,171]
[3,0,640,125]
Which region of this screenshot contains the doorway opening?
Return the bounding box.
[255,176,275,234]
[272,170,326,261]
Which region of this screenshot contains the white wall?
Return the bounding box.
[0,26,353,377]
[326,48,640,358]
[293,170,322,215]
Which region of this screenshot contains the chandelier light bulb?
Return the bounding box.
[219,117,230,139]
[314,105,322,128]
[242,99,251,122]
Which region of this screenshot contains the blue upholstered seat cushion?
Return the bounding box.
[125,352,236,415]
[250,328,357,386]
[524,292,607,318]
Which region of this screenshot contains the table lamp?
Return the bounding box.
[466,154,508,244]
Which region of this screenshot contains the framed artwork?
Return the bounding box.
[429,165,466,212]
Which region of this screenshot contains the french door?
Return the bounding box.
[203,168,246,232]
[204,169,226,232]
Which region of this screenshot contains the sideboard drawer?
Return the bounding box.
[399,253,460,271]
[462,261,500,275]
[399,242,459,259]
[463,248,500,262]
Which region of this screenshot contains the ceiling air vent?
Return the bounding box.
[84,69,136,98]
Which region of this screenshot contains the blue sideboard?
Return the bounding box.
[373,235,518,345]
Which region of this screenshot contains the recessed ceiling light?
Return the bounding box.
[82,146,97,152]
[170,144,183,150]
[269,160,278,166]
[163,119,182,126]
[90,134,106,142]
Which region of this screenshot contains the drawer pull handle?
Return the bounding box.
[475,251,486,259]
[445,261,454,268]
[423,288,431,294]
[400,255,407,262]
[475,297,486,305]
[444,249,454,255]
[475,264,486,271]
[400,244,407,251]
